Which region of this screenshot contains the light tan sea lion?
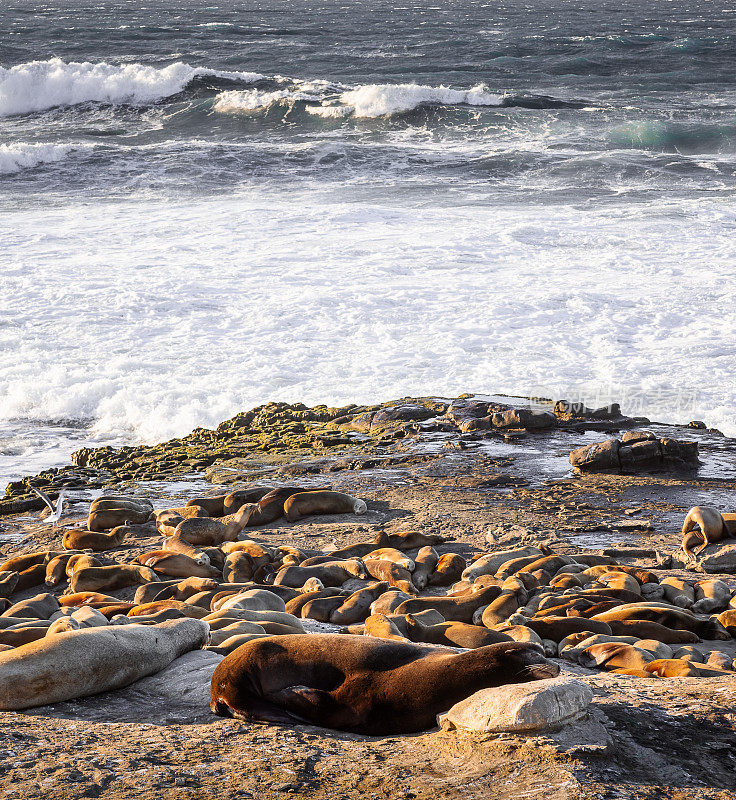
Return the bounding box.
[65,554,103,577]
[69,565,158,594]
[299,595,345,622]
[661,577,695,608]
[207,633,269,656]
[550,573,586,591]
[716,609,736,636]
[363,548,414,569]
[0,626,52,647]
[172,504,258,546]
[481,591,521,627]
[681,505,736,557]
[0,550,62,574]
[88,496,154,532]
[134,551,221,579]
[214,589,287,614]
[363,613,410,641]
[428,553,467,587]
[160,532,210,565]
[578,643,655,671]
[0,618,208,710]
[369,590,412,616]
[283,491,367,523]
[221,540,274,559]
[211,635,559,734]
[594,572,641,595]
[58,592,120,608]
[605,619,701,644]
[492,624,544,647]
[208,621,268,646]
[63,527,128,552]
[12,563,48,593]
[362,559,417,595]
[645,658,701,677]
[330,582,389,626]
[44,552,84,587]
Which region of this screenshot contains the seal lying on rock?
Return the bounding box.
[681,506,736,557]
[210,634,558,734]
[0,618,209,710]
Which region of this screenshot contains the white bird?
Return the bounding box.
[29,486,66,527]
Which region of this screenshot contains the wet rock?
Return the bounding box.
[569,435,698,473]
[438,678,593,734]
[698,544,736,574]
[687,420,707,429]
[491,409,556,430]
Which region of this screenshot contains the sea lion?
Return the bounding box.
[411,547,439,591]
[0,550,62,574]
[283,491,367,523]
[362,559,417,595]
[330,583,389,626]
[300,595,346,622]
[645,658,701,677]
[362,548,414,570]
[681,505,736,557]
[373,530,445,550]
[518,616,613,643]
[69,565,158,594]
[58,592,120,608]
[209,621,268,646]
[66,554,103,578]
[369,590,411,616]
[692,580,730,613]
[406,618,513,649]
[592,604,730,639]
[594,572,641,595]
[88,496,154,532]
[274,560,367,588]
[62,527,128,552]
[211,635,559,734]
[661,577,695,609]
[0,618,209,710]
[222,487,274,514]
[172,504,258,546]
[395,584,502,623]
[214,589,287,614]
[128,600,210,619]
[461,547,544,583]
[428,554,467,587]
[578,642,655,672]
[248,487,330,527]
[481,591,521,627]
[160,532,210,565]
[185,494,230,517]
[44,552,84,587]
[716,609,736,636]
[207,633,269,656]
[0,572,19,600]
[134,551,221,579]
[363,613,410,641]
[3,593,60,620]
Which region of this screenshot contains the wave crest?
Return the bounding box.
[0,58,264,117]
[0,142,90,174]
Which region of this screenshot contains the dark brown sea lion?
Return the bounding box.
[395,584,502,623]
[520,616,613,643]
[222,487,274,514]
[210,635,559,734]
[185,494,230,517]
[0,551,62,574]
[373,530,445,550]
[69,564,158,593]
[274,560,367,588]
[283,492,367,523]
[0,572,19,600]
[247,487,330,527]
[406,618,513,649]
[681,506,736,558]
[592,604,730,639]
[13,563,48,593]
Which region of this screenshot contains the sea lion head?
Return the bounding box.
[498,642,560,681]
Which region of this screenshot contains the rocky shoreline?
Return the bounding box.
[1,394,735,800]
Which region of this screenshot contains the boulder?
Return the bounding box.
[569,439,621,472]
[698,544,736,574]
[491,409,556,431]
[438,677,593,734]
[570,435,698,473]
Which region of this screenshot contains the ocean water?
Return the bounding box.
[2,0,736,487]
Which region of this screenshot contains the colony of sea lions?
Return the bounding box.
[0,491,733,732]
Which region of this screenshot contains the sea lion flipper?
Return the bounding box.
[267,685,346,724]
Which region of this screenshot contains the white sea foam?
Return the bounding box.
[1,188,735,473]
[0,142,90,173]
[0,59,264,117]
[338,83,503,117]
[212,88,320,112]
[213,81,504,118]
